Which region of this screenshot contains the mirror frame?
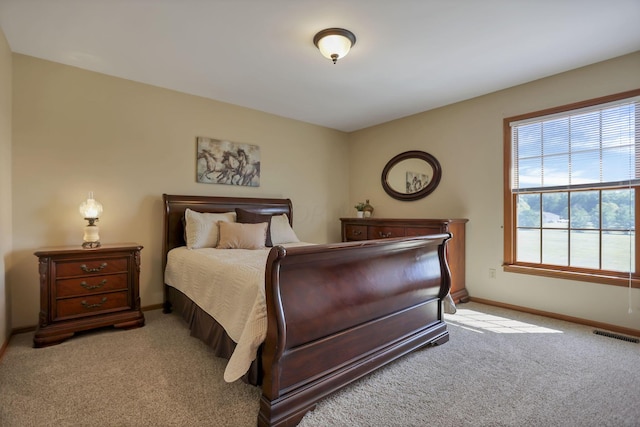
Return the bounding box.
[381,150,442,201]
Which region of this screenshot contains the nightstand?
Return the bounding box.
[33,243,145,347]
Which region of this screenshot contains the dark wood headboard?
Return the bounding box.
[162,194,293,272]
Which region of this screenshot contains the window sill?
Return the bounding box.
[503,264,640,288]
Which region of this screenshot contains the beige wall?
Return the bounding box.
[349,51,640,331]
[10,54,349,328]
[7,48,640,333]
[0,29,12,345]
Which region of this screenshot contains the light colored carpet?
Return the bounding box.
[1,302,638,426]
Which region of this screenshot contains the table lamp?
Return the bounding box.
[79,191,103,248]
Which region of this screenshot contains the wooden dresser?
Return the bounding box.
[340,218,469,303]
[33,243,145,347]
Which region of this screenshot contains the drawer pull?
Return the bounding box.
[379,232,392,238]
[81,297,107,309]
[80,263,107,273]
[352,230,362,236]
[80,279,107,290]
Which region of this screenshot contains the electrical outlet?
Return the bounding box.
[489,268,496,279]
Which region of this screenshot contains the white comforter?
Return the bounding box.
[164,244,309,382]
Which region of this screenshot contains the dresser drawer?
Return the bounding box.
[405,226,444,237]
[55,257,129,278]
[369,226,405,239]
[344,225,367,241]
[56,273,129,298]
[55,291,130,320]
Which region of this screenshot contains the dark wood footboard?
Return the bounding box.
[259,235,451,427]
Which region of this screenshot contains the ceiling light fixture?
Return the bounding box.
[313,28,356,64]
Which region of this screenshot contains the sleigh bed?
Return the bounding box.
[162,194,452,427]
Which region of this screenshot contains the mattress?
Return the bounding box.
[164,243,309,382]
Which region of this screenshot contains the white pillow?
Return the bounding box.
[217,221,268,249]
[184,208,236,249]
[270,214,300,245]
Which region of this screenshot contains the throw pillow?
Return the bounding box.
[217,221,268,249]
[235,208,273,247]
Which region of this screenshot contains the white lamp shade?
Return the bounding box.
[313,28,356,63]
[317,34,352,61]
[79,192,103,219]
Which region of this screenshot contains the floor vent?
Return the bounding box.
[593,330,639,343]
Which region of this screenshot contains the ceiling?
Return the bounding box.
[1,0,639,132]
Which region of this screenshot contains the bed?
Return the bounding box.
[162,194,452,427]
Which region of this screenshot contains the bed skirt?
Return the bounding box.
[166,286,261,385]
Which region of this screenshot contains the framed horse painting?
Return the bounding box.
[196,136,261,187]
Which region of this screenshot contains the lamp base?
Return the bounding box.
[82,241,101,249]
[83,224,100,249]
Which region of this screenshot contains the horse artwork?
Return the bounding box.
[196,137,260,187]
[406,170,429,194]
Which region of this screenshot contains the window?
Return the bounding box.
[503,89,640,287]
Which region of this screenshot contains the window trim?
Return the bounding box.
[503,88,640,288]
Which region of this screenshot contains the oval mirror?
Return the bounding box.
[381,151,442,201]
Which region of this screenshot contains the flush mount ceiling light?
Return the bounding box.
[313,28,356,64]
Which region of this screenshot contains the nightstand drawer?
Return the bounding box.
[344,225,367,241]
[55,291,130,319]
[56,273,129,298]
[369,226,405,239]
[55,257,129,278]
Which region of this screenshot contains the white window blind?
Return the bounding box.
[511,96,640,193]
